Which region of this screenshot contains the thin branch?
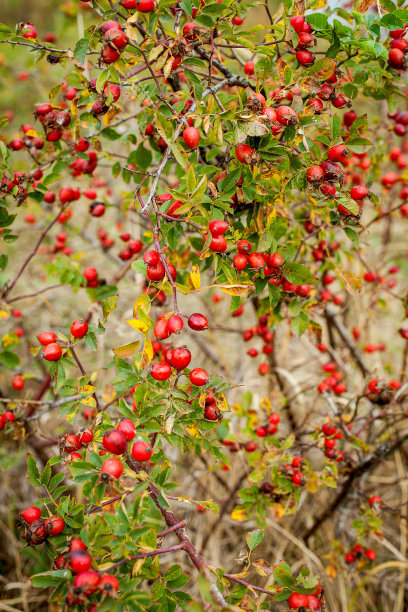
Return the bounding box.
[2,206,66,299]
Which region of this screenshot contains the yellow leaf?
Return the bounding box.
[252,559,274,576]
[185,424,201,438]
[231,506,248,522]
[266,204,276,228]
[190,264,201,289]
[305,472,319,493]
[132,558,145,576]
[80,385,95,395]
[135,337,153,370]
[2,333,17,347]
[217,283,255,296]
[70,98,78,118]
[126,319,148,334]
[81,396,96,407]
[133,294,151,317]
[126,14,142,43]
[276,58,289,87]
[326,564,337,579]
[104,107,121,126]
[0,311,9,319]
[113,341,141,358]
[25,129,42,138]
[216,394,229,413]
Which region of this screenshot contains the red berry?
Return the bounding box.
[117,418,136,440]
[73,571,100,595]
[288,592,309,609]
[154,318,170,339]
[69,538,87,552]
[188,313,208,331]
[183,127,200,148]
[244,61,255,75]
[83,267,98,282]
[146,261,165,281]
[134,0,155,11]
[71,320,88,339]
[12,375,24,390]
[235,144,256,164]
[70,550,92,573]
[132,440,153,461]
[102,429,127,455]
[144,250,160,265]
[276,105,297,126]
[168,314,184,334]
[190,368,209,386]
[209,220,228,235]
[21,506,41,523]
[296,48,314,66]
[43,343,62,361]
[171,346,191,370]
[233,253,248,271]
[99,574,119,593]
[237,239,251,253]
[44,516,65,535]
[101,457,123,479]
[151,362,172,380]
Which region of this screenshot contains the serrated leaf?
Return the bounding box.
[102,294,118,322]
[282,261,314,285]
[246,529,264,551]
[27,453,41,487]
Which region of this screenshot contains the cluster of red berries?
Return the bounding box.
[344,544,376,564]
[283,456,306,487]
[320,422,344,462]
[102,427,153,462]
[98,20,129,65]
[143,249,177,283]
[288,589,322,610]
[60,429,94,458]
[83,266,101,288]
[317,361,346,396]
[255,412,280,437]
[55,538,119,606]
[20,505,65,546]
[118,234,143,260]
[387,25,408,71]
[291,15,315,68]
[0,410,16,431]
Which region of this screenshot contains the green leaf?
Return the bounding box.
[186,165,196,193]
[0,350,20,368]
[291,311,309,336]
[268,283,280,309]
[305,13,328,30]
[337,196,359,216]
[102,294,118,322]
[132,260,147,275]
[128,144,153,170]
[379,13,404,29]
[330,115,341,142]
[257,230,273,253]
[246,528,264,550]
[343,226,359,246]
[31,569,71,588]
[73,38,89,64]
[27,453,41,487]
[282,261,314,285]
[41,463,52,486]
